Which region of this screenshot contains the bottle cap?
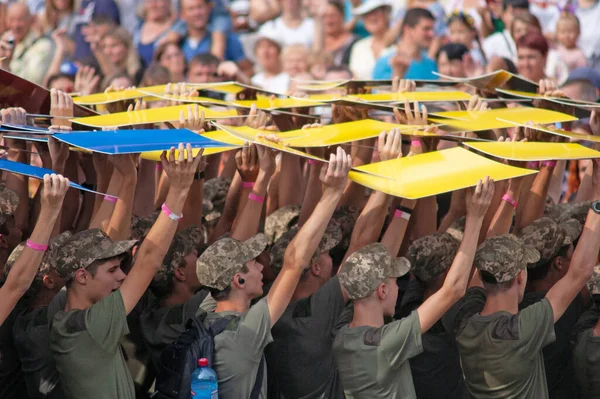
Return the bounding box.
[198,358,209,367]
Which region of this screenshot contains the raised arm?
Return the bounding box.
[105,154,138,240]
[119,144,202,314]
[0,174,69,325]
[546,159,600,323]
[417,178,494,333]
[381,198,416,257]
[267,148,351,325]
[516,163,555,232]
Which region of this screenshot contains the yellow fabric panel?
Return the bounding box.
[73,85,167,105]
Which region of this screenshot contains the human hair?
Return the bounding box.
[527,245,570,282]
[511,12,542,35]
[207,264,249,301]
[46,73,74,88]
[517,32,549,57]
[327,0,344,15]
[480,270,516,292]
[141,63,171,86]
[39,0,75,33]
[101,71,133,91]
[446,12,488,63]
[189,53,220,68]
[101,27,142,77]
[153,41,180,63]
[401,8,435,32]
[557,11,580,31]
[436,43,469,61]
[282,44,310,60]
[503,0,529,11]
[65,255,124,288]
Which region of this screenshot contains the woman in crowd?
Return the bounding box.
[446,11,486,67]
[99,27,143,84]
[35,0,77,36]
[436,42,471,78]
[153,41,187,82]
[516,32,550,83]
[322,0,358,66]
[133,0,176,67]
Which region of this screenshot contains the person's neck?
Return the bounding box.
[326,30,347,45]
[160,285,195,307]
[371,30,387,42]
[350,300,385,328]
[263,66,282,77]
[65,287,97,312]
[398,37,420,59]
[282,11,303,26]
[481,290,519,316]
[291,277,322,302]
[214,295,251,314]
[146,17,171,26]
[188,27,207,41]
[29,288,57,309]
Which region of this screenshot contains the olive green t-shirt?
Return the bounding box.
[571,307,600,398]
[204,297,273,399]
[50,290,134,399]
[455,288,556,399]
[333,310,423,399]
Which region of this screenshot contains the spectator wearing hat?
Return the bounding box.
[49,145,203,399]
[517,217,586,398]
[561,67,600,102]
[572,264,600,397]
[333,178,494,398]
[9,232,72,399]
[372,8,438,80]
[194,149,351,398]
[455,161,600,398]
[251,33,289,94]
[348,0,394,80]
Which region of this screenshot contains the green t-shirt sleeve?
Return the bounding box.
[380,310,423,369]
[238,297,273,358]
[452,287,486,335]
[85,290,130,353]
[518,298,556,357]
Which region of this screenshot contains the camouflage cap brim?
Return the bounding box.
[560,218,583,246]
[390,257,411,278]
[241,233,268,262]
[317,222,343,254]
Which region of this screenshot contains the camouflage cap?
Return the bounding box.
[130,213,159,241]
[55,228,136,281]
[557,201,592,226]
[332,206,358,250]
[264,205,301,244]
[3,231,73,280]
[446,216,466,242]
[475,235,540,284]
[338,243,411,300]
[518,217,582,268]
[587,264,600,295]
[154,228,200,283]
[543,197,561,221]
[407,233,459,282]
[0,184,19,226]
[204,178,231,223]
[269,222,342,274]
[196,233,268,290]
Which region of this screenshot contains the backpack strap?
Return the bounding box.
[250,356,265,399]
[208,315,236,336]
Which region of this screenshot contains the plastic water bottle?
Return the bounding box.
[190,358,218,399]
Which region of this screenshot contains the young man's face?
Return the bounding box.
[383,277,399,317]
[181,0,211,31]
[409,18,435,50]
[86,258,127,302]
[241,258,264,298]
[187,62,219,83]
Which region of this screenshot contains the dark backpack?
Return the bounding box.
[152,313,265,399]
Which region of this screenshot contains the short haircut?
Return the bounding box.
[527,245,571,282]
[65,255,124,288]
[503,0,529,11]
[141,64,171,86]
[189,53,220,68]
[517,31,549,56]
[46,73,74,88]
[436,43,469,61]
[207,264,249,301]
[327,0,344,15]
[511,11,541,34]
[402,8,435,32]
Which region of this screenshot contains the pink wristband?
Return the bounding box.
[526,161,540,169]
[394,209,411,220]
[543,160,557,168]
[26,240,48,251]
[248,193,265,203]
[161,203,183,221]
[104,195,117,203]
[502,194,518,208]
[411,140,422,147]
[242,181,255,189]
[308,159,319,165]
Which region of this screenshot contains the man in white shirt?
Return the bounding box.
[257,0,315,49]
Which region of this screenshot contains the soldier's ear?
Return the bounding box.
[376,282,387,300]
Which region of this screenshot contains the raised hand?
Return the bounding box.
[467,95,489,112]
[466,176,495,220]
[378,128,403,162]
[235,143,259,182]
[177,104,205,132]
[160,143,204,192]
[256,138,277,177]
[48,137,70,173]
[1,107,26,126]
[40,173,71,210]
[391,78,416,93]
[50,88,73,128]
[74,65,100,96]
[320,146,352,192]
